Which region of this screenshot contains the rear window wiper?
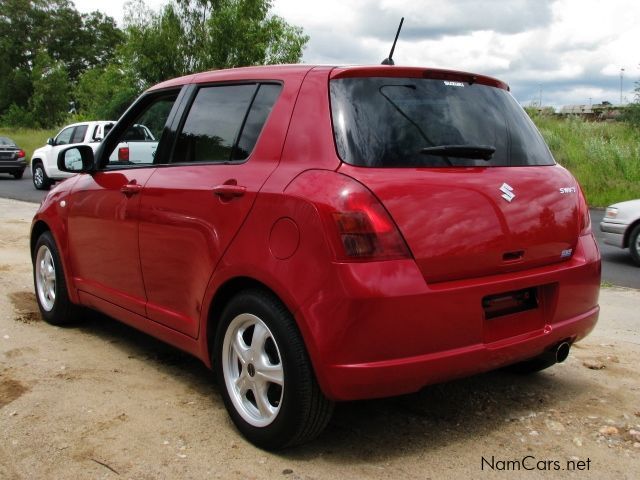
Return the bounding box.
[420,144,495,160]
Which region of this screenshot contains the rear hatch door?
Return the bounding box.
[330,70,581,283]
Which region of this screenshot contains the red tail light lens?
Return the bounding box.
[17,149,25,158]
[286,170,411,261]
[118,146,129,162]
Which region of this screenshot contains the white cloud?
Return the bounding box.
[73,0,640,107]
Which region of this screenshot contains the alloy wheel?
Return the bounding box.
[222,313,284,427]
[35,244,56,311]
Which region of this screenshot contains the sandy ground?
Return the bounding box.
[1,197,639,480]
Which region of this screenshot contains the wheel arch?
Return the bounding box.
[623,218,640,248]
[204,276,289,365]
[30,220,51,260]
[30,217,80,304]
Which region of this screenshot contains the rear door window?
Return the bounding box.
[71,125,88,144]
[330,77,555,168]
[172,83,281,164]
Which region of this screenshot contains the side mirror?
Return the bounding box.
[47,137,55,146]
[57,145,95,173]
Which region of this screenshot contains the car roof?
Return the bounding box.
[58,120,116,130]
[149,64,315,91]
[147,64,509,92]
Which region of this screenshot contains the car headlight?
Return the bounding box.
[605,207,618,219]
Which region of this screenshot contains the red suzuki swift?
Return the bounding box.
[31,65,600,449]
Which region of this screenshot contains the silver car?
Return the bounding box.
[600,199,640,266]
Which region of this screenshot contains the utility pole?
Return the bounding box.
[620,68,625,105]
[538,84,542,108]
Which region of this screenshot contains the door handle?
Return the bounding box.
[121,183,143,195]
[212,184,246,199]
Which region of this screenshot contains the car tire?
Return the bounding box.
[32,161,51,190]
[33,231,81,325]
[629,224,640,267]
[12,169,24,179]
[214,289,333,450]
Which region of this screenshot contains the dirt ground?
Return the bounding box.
[1,197,639,480]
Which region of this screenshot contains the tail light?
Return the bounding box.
[286,170,411,261]
[118,146,129,162]
[577,184,591,235]
[17,149,25,158]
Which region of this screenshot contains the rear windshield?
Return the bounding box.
[0,137,16,146]
[330,77,555,167]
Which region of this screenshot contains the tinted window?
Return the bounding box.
[71,125,87,144]
[55,127,74,145]
[123,125,155,141]
[330,77,555,168]
[106,94,178,166]
[173,85,256,163]
[0,137,15,146]
[173,83,280,164]
[91,123,114,142]
[232,84,282,160]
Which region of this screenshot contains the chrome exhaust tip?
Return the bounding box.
[555,341,571,363]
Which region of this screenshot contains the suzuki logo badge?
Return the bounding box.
[500,183,515,202]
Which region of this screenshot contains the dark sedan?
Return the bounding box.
[0,136,27,179]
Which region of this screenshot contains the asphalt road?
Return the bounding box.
[0,167,45,204]
[0,169,637,288]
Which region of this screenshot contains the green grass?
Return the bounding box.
[0,127,57,164]
[530,115,640,207]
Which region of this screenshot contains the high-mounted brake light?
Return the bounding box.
[286,171,411,261]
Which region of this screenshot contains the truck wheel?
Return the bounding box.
[32,162,51,190]
[215,289,333,449]
[629,224,640,266]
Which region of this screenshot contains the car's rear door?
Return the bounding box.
[138,81,287,338]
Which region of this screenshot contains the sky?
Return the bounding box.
[73,0,640,108]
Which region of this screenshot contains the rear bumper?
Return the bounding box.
[324,306,598,400]
[0,159,26,173]
[300,233,601,401]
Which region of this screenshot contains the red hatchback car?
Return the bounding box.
[31,65,601,449]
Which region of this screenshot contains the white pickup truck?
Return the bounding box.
[108,124,158,164]
[31,120,115,189]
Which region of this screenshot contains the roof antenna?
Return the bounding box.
[381,17,404,65]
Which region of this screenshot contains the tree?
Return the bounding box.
[0,0,123,123]
[121,0,309,87]
[205,0,308,68]
[121,1,189,86]
[75,64,140,120]
[29,52,70,128]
